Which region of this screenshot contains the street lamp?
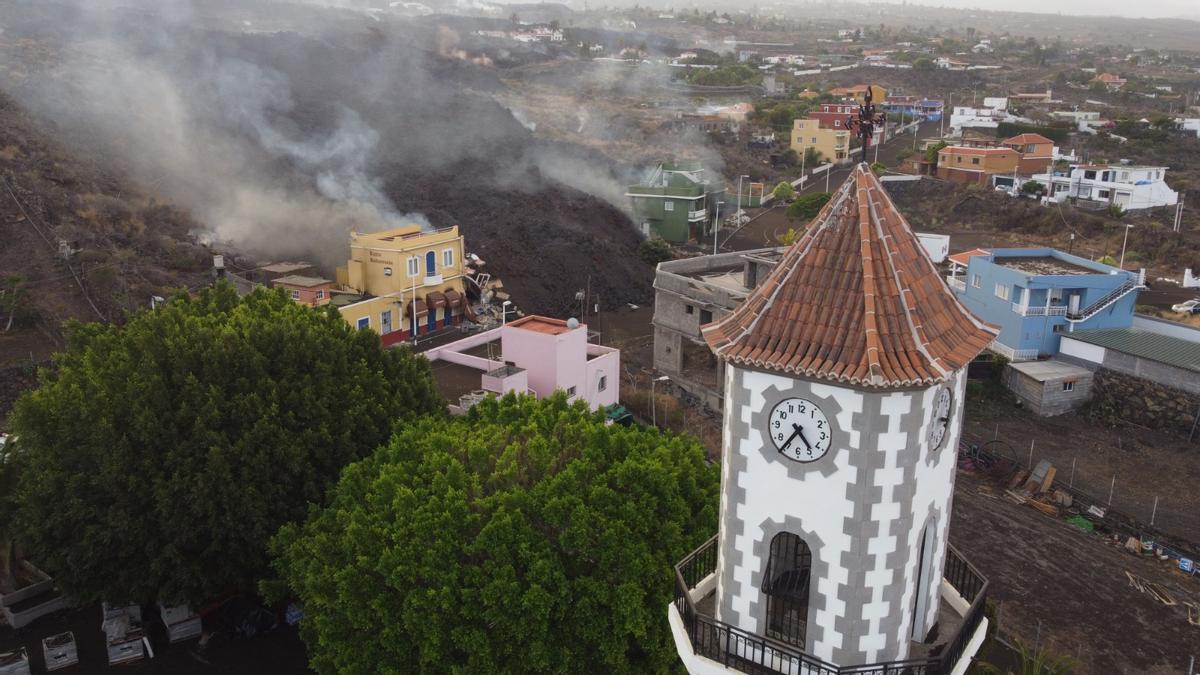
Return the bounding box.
[736,174,749,224]
[713,200,725,255]
[501,299,512,325]
[651,375,670,427]
[1119,224,1133,268]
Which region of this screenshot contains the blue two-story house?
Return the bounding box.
[947,248,1143,360]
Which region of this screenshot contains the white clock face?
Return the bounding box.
[929,388,952,450]
[767,397,832,463]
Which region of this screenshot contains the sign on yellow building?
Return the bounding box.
[334,225,469,345]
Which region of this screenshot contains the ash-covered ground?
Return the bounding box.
[0,0,655,318]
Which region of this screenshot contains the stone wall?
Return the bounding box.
[1088,368,1200,436]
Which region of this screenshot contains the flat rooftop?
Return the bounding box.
[260,262,312,274]
[429,360,484,403]
[273,274,331,287]
[697,270,749,292]
[507,315,579,335]
[995,256,1102,276]
[1009,360,1092,382]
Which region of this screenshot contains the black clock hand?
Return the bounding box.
[778,426,803,452]
[793,424,812,450]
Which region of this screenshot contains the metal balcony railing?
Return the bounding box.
[947,277,966,292]
[1011,304,1068,317]
[673,535,989,675]
[988,341,1038,362]
[1066,276,1143,323]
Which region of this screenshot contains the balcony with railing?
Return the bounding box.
[669,535,990,675]
[1010,303,1067,317]
[946,277,966,292]
[688,209,709,222]
[988,340,1039,362]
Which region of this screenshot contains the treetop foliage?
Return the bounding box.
[786,191,833,222]
[8,283,443,605]
[269,394,719,674]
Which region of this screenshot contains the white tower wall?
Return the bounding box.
[715,364,967,666]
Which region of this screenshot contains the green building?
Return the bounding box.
[626,161,724,243]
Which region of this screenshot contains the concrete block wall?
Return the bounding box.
[1002,367,1093,416]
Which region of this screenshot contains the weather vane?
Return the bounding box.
[847,86,887,151]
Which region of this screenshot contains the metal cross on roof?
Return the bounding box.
[847,86,887,149]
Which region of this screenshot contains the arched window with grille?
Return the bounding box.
[762,532,812,647]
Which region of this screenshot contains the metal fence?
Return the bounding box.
[673,536,988,675]
[959,433,1200,562]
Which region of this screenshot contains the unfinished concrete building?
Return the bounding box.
[652,247,785,409]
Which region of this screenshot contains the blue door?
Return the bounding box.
[425,251,436,276]
[427,308,436,332]
[444,306,452,328]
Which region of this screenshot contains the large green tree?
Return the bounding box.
[8,283,442,605]
[269,394,719,674]
[786,191,833,222]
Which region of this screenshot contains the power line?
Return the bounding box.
[1,173,107,321]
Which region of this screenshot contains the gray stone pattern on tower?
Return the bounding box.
[717,365,950,666]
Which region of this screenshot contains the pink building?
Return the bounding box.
[423,315,620,413]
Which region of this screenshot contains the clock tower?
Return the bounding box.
[669,165,998,674]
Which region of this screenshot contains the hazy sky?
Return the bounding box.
[867,0,1199,19]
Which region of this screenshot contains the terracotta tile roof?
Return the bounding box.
[1003,133,1054,145]
[948,248,990,267]
[940,146,1016,156]
[702,165,997,389]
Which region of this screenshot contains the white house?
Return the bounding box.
[1050,110,1107,131]
[982,96,1008,111]
[934,56,970,70]
[1035,163,1178,211]
[948,106,1028,132]
[1179,118,1200,138]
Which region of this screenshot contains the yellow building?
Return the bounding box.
[334,224,469,346]
[790,118,851,164]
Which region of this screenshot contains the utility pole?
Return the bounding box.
[940,93,949,138]
[825,166,831,192]
[1119,223,1133,268]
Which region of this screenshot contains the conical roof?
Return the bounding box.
[702,164,997,389]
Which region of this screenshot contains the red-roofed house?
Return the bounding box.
[1093,73,1127,91]
[809,103,859,130]
[937,146,1019,184]
[948,248,991,277]
[1001,133,1054,175]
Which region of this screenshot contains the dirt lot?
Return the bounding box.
[950,470,1200,674]
[961,392,1200,545]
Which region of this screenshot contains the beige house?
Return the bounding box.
[790,118,850,164]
